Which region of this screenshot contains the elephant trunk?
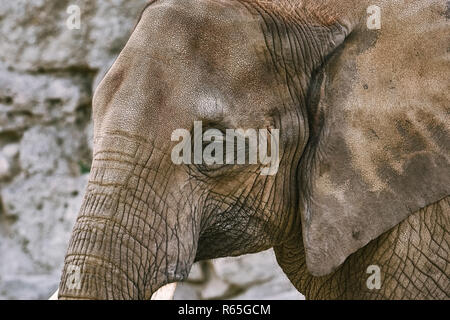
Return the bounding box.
[58,137,198,299]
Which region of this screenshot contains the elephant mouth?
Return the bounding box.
[52,282,178,300]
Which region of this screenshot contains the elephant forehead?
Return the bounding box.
[93,0,289,139]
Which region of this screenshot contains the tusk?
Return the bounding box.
[49,289,59,300]
[150,283,178,300]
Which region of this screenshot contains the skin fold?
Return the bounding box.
[275,197,449,299]
[58,0,449,299]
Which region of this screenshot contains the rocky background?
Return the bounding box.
[0,0,303,300]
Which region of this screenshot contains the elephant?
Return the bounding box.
[56,0,449,299]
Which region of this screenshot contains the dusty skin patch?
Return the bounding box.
[340,0,449,192]
[297,0,449,277]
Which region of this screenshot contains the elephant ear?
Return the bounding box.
[300,2,450,276]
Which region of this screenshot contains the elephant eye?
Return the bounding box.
[196,133,230,175]
[196,136,254,178]
[186,122,256,178]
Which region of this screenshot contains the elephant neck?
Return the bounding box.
[274,234,356,299]
[273,235,316,298]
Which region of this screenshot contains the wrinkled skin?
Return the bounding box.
[276,197,449,299]
[58,0,449,299]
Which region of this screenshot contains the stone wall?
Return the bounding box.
[0,0,303,300]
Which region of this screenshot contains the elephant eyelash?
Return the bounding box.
[187,122,257,177]
[194,143,252,179]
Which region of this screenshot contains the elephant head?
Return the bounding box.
[58,0,449,299]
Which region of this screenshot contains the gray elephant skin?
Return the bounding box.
[57,0,449,299]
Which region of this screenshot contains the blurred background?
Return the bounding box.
[0,0,303,299]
